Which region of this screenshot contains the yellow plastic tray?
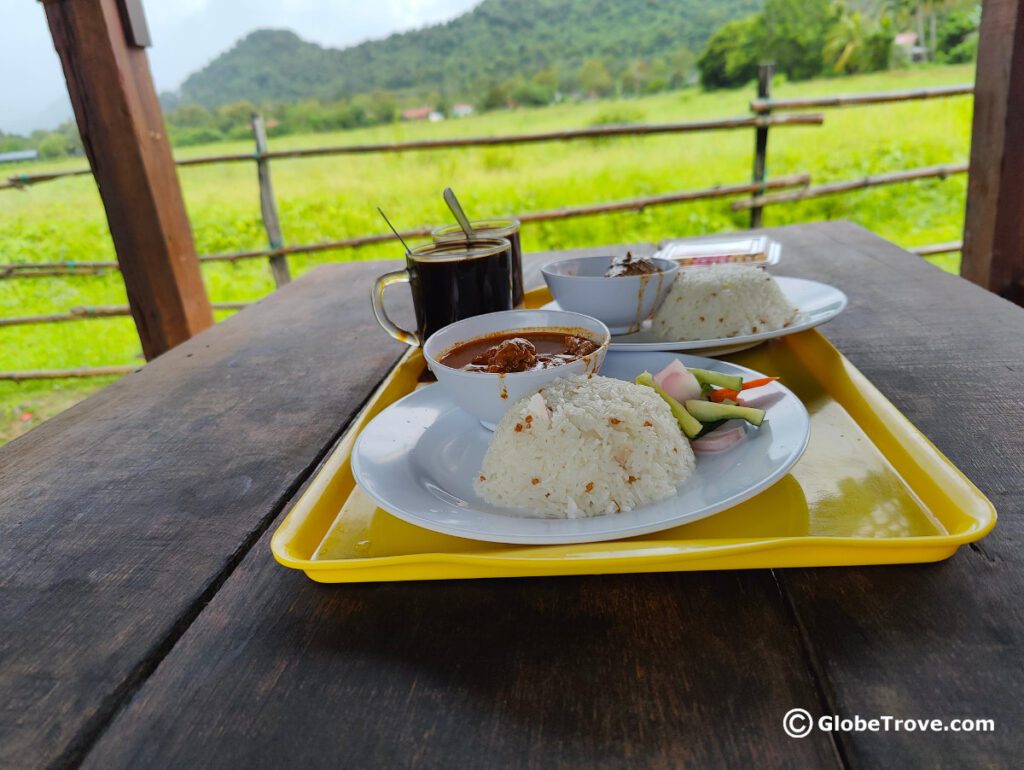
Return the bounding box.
[272,288,995,582]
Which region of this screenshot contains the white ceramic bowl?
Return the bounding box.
[423,309,611,430]
[541,255,679,334]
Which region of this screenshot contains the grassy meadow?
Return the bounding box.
[0,64,975,444]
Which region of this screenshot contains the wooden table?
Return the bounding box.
[2,222,1021,767]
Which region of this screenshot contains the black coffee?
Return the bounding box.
[433,220,524,308]
[505,229,524,308]
[408,241,514,342]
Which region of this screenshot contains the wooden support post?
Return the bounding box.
[962,0,1024,304]
[43,0,214,360]
[750,62,775,229]
[252,113,291,287]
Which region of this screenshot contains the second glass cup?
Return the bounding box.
[433,219,524,308]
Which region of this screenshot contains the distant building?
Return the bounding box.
[428,111,444,122]
[894,32,927,62]
[0,149,38,164]
[401,106,433,121]
[452,103,474,118]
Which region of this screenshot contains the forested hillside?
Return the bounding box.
[178,0,763,108]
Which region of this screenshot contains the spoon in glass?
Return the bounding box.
[443,187,475,238]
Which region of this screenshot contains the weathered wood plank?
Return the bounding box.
[44,0,214,358]
[529,222,1022,763]
[764,222,1024,765]
[81,546,839,768]
[5,222,1023,767]
[76,224,1024,766]
[0,262,408,767]
[962,0,1024,303]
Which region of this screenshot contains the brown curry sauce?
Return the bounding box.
[604,251,660,277]
[438,331,600,373]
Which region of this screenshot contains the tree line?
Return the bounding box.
[698,0,979,89]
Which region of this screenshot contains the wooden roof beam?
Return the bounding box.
[43,0,214,359]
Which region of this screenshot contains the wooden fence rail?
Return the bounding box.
[0,74,976,380]
[909,241,963,256]
[731,162,969,210]
[0,365,139,383]
[2,113,823,191]
[1,263,114,278]
[749,83,974,113]
[0,302,249,328]
[1,169,92,189]
[1,173,813,277]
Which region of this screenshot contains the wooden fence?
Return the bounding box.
[0,68,974,380]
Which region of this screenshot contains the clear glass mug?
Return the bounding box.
[432,219,524,308]
[371,237,514,346]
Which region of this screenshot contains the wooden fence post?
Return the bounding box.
[961,0,1024,304]
[750,62,775,229]
[44,0,214,360]
[252,113,291,287]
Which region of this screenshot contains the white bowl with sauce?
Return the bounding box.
[541,255,678,335]
[423,309,611,430]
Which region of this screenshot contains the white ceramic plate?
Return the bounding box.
[350,351,810,544]
[542,276,848,355]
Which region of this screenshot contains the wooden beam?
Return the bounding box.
[962,0,1024,304]
[115,0,151,47]
[44,0,214,359]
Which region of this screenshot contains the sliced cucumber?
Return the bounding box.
[636,371,704,439]
[684,399,766,427]
[687,367,743,392]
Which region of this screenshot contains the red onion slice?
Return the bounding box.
[691,422,746,452]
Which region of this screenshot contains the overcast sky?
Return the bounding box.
[0,0,479,135]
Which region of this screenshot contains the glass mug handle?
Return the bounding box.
[371,269,420,346]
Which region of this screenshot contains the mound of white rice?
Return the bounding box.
[475,374,695,518]
[651,264,797,340]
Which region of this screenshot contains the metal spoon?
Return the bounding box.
[377,206,411,254]
[443,187,475,238]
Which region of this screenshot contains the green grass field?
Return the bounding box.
[0,64,975,444]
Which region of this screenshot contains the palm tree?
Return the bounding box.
[824,10,863,73]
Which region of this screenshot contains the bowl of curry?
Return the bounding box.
[541,253,678,335]
[423,309,611,429]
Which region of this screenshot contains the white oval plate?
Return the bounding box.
[543,276,847,354]
[350,352,810,544]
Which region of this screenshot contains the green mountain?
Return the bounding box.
[178,0,763,108]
